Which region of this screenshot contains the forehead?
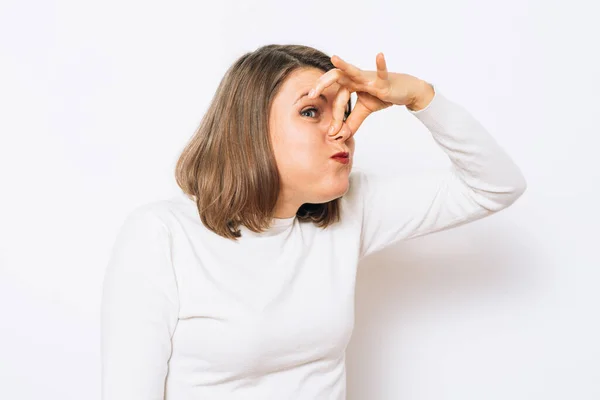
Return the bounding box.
[279,67,341,101]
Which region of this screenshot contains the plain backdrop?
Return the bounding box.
[1,0,598,399]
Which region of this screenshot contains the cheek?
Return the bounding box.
[280,141,319,171]
[276,124,319,156]
[274,130,325,173]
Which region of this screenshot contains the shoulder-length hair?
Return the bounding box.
[175,44,353,240]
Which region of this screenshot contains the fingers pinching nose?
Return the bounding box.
[328,122,350,137]
[328,124,337,135]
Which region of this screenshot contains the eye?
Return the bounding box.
[300,106,320,118]
[300,106,351,121]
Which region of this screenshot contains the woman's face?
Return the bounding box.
[269,67,355,217]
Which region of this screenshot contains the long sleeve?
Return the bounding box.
[101,206,180,400]
[355,84,527,260]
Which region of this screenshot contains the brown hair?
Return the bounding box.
[175,44,353,240]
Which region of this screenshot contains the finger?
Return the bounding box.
[328,86,351,136]
[344,99,372,138]
[308,69,355,100]
[376,52,389,81]
[331,55,366,82]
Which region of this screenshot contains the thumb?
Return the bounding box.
[345,101,372,138]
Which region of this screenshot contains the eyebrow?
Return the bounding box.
[294,91,328,105]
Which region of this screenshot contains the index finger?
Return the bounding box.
[308,69,352,99]
[331,55,366,82]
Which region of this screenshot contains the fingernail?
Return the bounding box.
[308,89,315,98]
[328,125,335,134]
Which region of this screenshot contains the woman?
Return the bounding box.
[101,44,527,399]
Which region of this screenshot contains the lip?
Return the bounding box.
[331,152,350,164]
[331,152,349,158]
[332,157,350,164]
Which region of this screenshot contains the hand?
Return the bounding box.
[307,52,427,137]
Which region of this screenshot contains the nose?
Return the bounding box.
[327,122,353,141]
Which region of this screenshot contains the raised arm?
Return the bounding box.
[353,84,527,259]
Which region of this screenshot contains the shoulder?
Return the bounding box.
[121,191,203,234]
[114,203,170,241]
[345,168,374,201]
[120,193,185,230]
[337,169,371,220]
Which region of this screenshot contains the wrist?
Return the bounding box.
[406,80,435,112]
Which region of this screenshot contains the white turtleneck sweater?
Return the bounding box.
[101,85,527,400]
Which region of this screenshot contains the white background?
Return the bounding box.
[1,0,598,399]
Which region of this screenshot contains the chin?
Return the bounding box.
[319,177,350,202]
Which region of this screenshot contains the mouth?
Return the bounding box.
[331,152,349,159]
[331,152,350,164]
